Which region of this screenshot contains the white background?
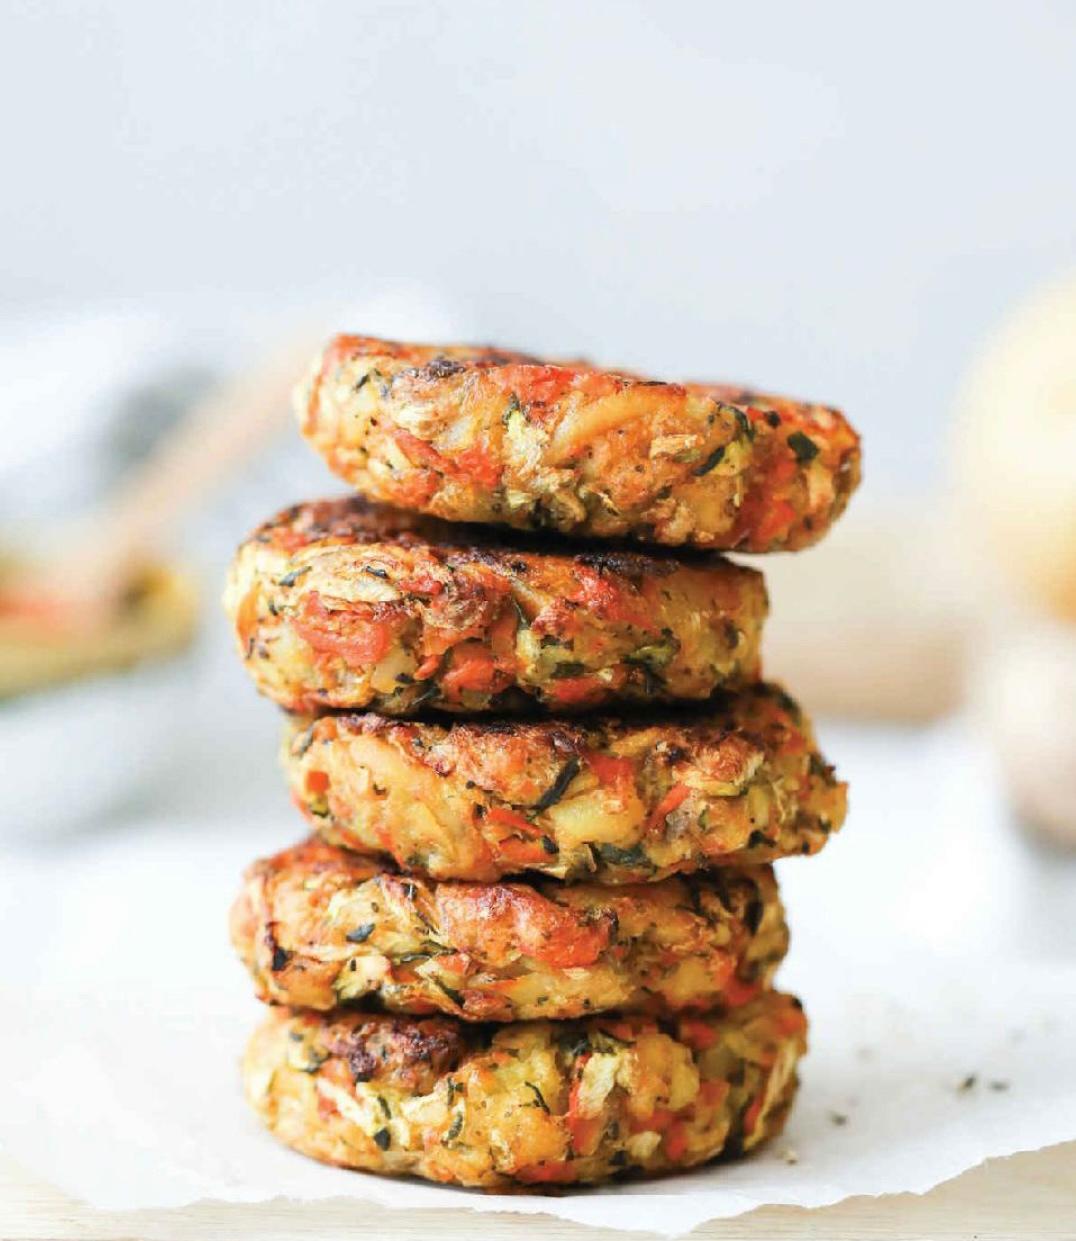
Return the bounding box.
[3,0,1076,493]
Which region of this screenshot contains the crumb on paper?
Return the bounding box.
[828,1111,848,1127]
[779,1147,800,1165]
[989,1079,1010,1092]
[957,1074,978,1093]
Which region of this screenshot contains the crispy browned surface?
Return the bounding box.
[243,992,806,1187]
[230,838,787,1020]
[296,335,860,551]
[288,683,846,882]
[224,498,766,714]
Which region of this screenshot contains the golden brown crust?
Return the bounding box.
[224,498,766,714]
[288,683,846,882]
[296,335,861,551]
[242,992,806,1187]
[230,838,787,1020]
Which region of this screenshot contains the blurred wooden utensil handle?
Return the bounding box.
[11,338,314,625]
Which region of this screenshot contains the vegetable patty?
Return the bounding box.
[297,335,860,551]
[243,991,806,1187]
[225,497,766,714]
[231,838,786,1021]
[288,683,846,882]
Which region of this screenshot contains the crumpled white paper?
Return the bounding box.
[2,717,1075,1236]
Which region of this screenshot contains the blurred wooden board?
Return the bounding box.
[2,1144,1073,1240]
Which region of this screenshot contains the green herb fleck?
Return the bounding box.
[550,661,587,679]
[730,405,755,440]
[787,431,819,463]
[595,842,652,870]
[534,757,581,811]
[524,1082,550,1112]
[501,394,522,426]
[692,445,726,476]
[435,978,464,1007]
[626,639,677,670]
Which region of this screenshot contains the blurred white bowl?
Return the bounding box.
[974,616,1076,850]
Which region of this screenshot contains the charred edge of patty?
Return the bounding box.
[319,1012,479,1086]
[291,682,802,741]
[273,993,805,1092]
[245,837,777,912]
[248,497,751,574]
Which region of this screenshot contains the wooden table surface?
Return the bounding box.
[3,1143,1073,1240]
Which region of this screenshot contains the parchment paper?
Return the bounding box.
[2,717,1074,1235]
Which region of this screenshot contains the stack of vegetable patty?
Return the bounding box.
[224,335,860,1189]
